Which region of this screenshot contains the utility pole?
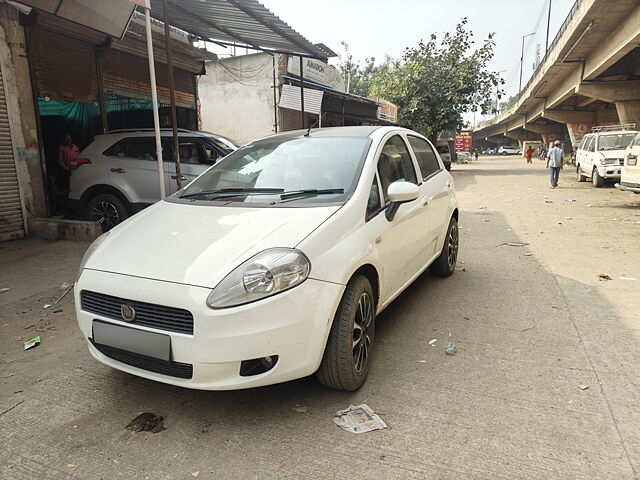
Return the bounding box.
[545,0,552,53]
[519,32,535,99]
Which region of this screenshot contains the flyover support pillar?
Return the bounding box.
[615,100,640,127]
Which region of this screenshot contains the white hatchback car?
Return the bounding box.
[68,129,238,229]
[75,126,459,391]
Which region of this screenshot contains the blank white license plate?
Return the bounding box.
[93,320,170,361]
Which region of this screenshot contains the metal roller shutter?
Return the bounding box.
[0,65,25,241]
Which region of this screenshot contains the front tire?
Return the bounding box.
[85,193,129,231]
[577,165,586,182]
[592,167,604,187]
[317,275,374,391]
[429,216,459,277]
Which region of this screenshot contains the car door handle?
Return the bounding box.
[446,181,452,189]
[421,195,433,206]
[171,175,187,181]
[110,167,125,173]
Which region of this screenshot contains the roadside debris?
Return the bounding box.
[191,471,200,477]
[566,199,577,202]
[23,336,41,350]
[53,308,63,313]
[125,412,165,433]
[292,405,307,413]
[496,241,530,247]
[619,276,638,281]
[586,204,592,207]
[578,385,589,390]
[524,252,533,256]
[456,267,466,272]
[445,332,457,355]
[597,274,613,282]
[334,404,387,434]
[43,304,51,309]
[0,287,9,293]
[275,459,288,470]
[417,360,427,363]
[428,339,437,346]
[54,284,73,305]
[65,464,78,469]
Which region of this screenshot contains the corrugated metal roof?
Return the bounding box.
[149,0,331,60]
[282,76,379,105]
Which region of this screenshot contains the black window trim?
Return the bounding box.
[365,170,386,222]
[406,134,443,181]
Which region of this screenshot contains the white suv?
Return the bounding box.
[68,129,237,229]
[575,128,637,187]
[497,146,521,155]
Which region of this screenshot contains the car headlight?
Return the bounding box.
[76,232,110,282]
[207,248,310,309]
[602,158,618,165]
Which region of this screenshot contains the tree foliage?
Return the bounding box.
[337,42,380,97]
[340,19,504,141]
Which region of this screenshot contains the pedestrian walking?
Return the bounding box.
[473,148,479,161]
[526,146,534,164]
[546,140,564,188]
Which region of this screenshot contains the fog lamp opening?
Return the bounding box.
[239,355,279,377]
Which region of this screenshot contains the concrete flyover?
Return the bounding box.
[474,0,640,149]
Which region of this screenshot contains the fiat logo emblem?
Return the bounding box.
[121,304,136,322]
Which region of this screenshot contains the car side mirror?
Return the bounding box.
[385,181,420,221]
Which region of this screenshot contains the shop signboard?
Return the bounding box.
[376,99,397,123]
[287,57,345,91]
[454,130,473,152]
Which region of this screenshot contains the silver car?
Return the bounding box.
[68,129,237,229]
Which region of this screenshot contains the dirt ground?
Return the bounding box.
[1,156,639,479]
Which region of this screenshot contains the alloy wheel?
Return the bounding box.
[447,223,459,270]
[90,201,119,228]
[352,292,373,373]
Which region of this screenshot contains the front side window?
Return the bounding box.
[377,135,418,204]
[366,176,381,218]
[179,136,371,206]
[178,141,202,165]
[408,136,440,179]
[597,133,636,151]
[633,133,640,147]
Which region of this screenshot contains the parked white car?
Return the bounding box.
[616,131,640,193]
[435,142,452,170]
[575,129,637,187]
[497,146,521,155]
[68,129,238,229]
[75,126,459,391]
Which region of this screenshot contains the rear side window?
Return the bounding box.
[377,135,418,204]
[104,137,165,160]
[408,136,441,179]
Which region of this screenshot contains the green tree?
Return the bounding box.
[337,42,378,97]
[370,19,504,142]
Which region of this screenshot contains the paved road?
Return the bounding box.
[1,156,639,479]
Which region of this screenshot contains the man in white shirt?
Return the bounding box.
[546,140,564,188]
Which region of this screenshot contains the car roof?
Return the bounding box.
[260,126,401,141]
[96,129,228,139]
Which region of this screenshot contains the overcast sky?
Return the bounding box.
[256,0,575,123]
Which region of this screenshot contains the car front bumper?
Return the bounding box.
[615,182,640,193]
[596,164,622,179]
[76,269,344,390]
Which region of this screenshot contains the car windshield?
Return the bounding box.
[598,133,635,151]
[178,136,371,205]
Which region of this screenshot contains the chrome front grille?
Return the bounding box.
[80,290,194,335]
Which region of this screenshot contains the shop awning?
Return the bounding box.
[148,0,331,60]
[282,76,379,105]
[12,0,136,38]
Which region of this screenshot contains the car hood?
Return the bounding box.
[85,200,339,288]
[598,149,627,158]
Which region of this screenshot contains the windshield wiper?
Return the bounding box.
[181,187,284,199]
[279,188,345,200]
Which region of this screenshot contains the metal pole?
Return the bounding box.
[95,48,108,133]
[272,54,278,133]
[145,7,165,199]
[163,0,181,190]
[545,0,552,53]
[299,56,305,129]
[519,33,535,99]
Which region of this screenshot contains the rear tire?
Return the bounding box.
[577,165,586,182]
[84,193,129,231]
[592,167,604,187]
[429,216,459,277]
[317,275,374,391]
